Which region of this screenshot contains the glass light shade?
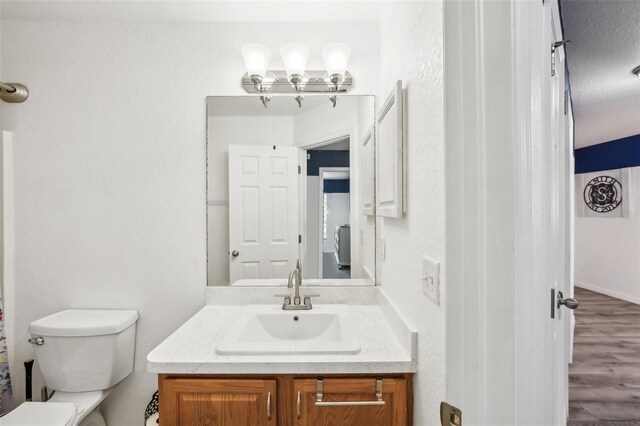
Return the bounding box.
[321,43,351,77]
[280,43,310,77]
[241,44,271,78]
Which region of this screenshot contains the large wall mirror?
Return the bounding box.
[207,95,375,287]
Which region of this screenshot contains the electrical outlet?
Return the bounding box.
[422,255,440,305]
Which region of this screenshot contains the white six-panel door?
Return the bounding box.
[228,145,300,282]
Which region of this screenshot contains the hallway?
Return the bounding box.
[568,287,640,424]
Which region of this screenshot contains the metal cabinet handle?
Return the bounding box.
[231,250,239,257]
[316,400,385,407]
[314,379,386,407]
[267,391,272,421]
[297,391,301,419]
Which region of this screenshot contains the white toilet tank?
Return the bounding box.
[29,309,139,393]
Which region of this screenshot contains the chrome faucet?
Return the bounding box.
[278,259,317,310]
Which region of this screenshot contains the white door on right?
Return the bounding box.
[228,145,300,283]
[546,4,576,424]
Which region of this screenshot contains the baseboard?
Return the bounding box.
[575,281,640,305]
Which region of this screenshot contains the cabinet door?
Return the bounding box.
[293,378,407,426]
[160,378,276,426]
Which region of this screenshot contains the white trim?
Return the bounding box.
[362,264,374,281]
[375,80,403,218]
[2,131,17,405]
[512,0,536,422]
[318,166,350,277]
[575,281,640,306]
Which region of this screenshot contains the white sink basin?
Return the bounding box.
[216,304,361,355]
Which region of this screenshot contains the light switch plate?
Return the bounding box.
[422,255,440,305]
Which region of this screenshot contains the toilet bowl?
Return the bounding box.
[2,310,138,426]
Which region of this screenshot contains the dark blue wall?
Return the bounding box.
[575,134,640,174]
[307,150,350,176]
[323,179,350,193]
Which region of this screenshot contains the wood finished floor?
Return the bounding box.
[568,287,640,426]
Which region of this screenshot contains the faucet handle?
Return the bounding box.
[302,294,320,307]
[275,294,291,303]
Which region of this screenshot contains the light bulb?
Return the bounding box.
[322,43,351,79]
[280,43,310,78]
[241,44,271,78]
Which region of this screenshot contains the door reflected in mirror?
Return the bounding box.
[207,95,375,287]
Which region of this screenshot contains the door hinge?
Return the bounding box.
[551,40,570,77]
[440,402,462,426]
[298,165,302,174]
[298,235,302,244]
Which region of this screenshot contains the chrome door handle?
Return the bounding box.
[231,250,239,257]
[297,391,301,419]
[557,291,578,310]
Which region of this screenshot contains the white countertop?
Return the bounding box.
[147,287,417,374]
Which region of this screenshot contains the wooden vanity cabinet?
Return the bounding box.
[159,377,277,426]
[158,374,412,426]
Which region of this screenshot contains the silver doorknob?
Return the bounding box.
[557,291,578,310]
[231,250,239,257]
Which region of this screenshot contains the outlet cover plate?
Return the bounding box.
[422,255,440,305]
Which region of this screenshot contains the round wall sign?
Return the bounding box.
[583,175,622,213]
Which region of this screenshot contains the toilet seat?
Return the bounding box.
[2,402,77,426]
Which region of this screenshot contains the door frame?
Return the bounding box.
[297,132,355,279]
[317,166,351,278]
[444,0,572,423]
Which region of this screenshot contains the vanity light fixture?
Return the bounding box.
[322,43,351,91]
[240,42,353,108]
[280,43,310,92]
[633,65,640,78]
[240,44,273,108]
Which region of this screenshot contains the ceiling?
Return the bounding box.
[0,1,384,23]
[561,0,640,148]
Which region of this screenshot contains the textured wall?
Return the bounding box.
[1,19,378,425]
[575,217,640,303]
[378,2,446,425]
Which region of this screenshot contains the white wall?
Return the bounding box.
[0,17,379,425]
[377,2,445,425]
[575,217,640,304]
[323,192,350,253]
[293,96,375,280]
[305,176,320,278]
[293,96,359,146]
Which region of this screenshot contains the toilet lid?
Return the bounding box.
[2,402,76,426]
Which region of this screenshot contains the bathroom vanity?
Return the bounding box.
[147,287,417,426]
[147,92,416,424]
[157,374,411,426]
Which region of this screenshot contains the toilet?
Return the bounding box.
[3,309,139,426]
